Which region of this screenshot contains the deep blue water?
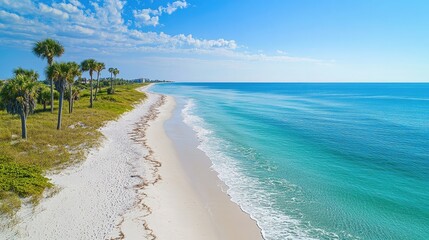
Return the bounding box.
[151,83,429,240]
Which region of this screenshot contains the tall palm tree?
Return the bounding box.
[80,59,97,108]
[33,39,64,113]
[108,67,114,93]
[13,68,39,81]
[69,63,81,114]
[94,62,105,100]
[110,68,119,94]
[47,62,81,130]
[0,74,38,139]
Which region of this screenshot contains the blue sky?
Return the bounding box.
[0,0,428,82]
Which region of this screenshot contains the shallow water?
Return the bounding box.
[151,83,429,240]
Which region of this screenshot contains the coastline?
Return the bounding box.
[165,95,264,239]
[0,85,262,239]
[138,91,263,239]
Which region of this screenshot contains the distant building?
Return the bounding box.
[130,78,172,83]
[130,78,149,83]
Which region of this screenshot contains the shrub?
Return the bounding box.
[0,155,13,164]
[101,96,117,102]
[0,163,52,198]
[107,88,115,94]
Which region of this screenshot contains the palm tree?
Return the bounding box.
[69,82,82,113]
[47,62,81,130]
[80,59,97,108]
[33,39,64,113]
[109,68,119,94]
[94,62,105,100]
[13,68,39,81]
[0,74,38,139]
[37,84,51,111]
[68,63,81,114]
[108,67,114,94]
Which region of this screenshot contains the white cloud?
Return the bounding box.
[0,10,22,22]
[173,34,237,49]
[165,0,188,14]
[39,3,69,20]
[133,9,160,26]
[53,3,80,14]
[0,0,36,13]
[68,0,83,8]
[0,0,233,52]
[0,0,323,65]
[133,0,188,27]
[276,50,288,55]
[72,25,95,35]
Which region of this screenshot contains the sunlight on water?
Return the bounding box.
[151,83,429,240]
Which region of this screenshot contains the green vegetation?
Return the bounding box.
[0,160,52,205]
[37,84,51,111]
[0,83,146,216]
[13,68,39,81]
[0,74,39,139]
[94,62,105,100]
[33,39,65,113]
[80,59,98,108]
[108,67,120,94]
[47,62,81,130]
[0,38,147,217]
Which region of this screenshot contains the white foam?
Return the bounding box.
[181,98,331,240]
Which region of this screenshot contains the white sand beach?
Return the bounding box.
[0,85,262,240]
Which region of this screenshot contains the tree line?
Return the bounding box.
[0,39,122,139]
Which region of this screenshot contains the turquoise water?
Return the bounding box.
[151,83,429,240]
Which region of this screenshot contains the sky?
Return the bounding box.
[0,0,428,82]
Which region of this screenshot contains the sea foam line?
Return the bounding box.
[181,99,329,240]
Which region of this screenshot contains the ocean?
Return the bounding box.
[150,83,429,240]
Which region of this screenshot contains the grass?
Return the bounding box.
[0,83,147,216]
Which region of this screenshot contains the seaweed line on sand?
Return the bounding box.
[112,94,166,240]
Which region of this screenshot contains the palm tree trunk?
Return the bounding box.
[113,75,116,93]
[48,59,54,114]
[69,84,72,114]
[20,113,27,139]
[94,72,100,100]
[90,74,93,108]
[110,73,113,93]
[57,90,64,130]
[50,78,54,113]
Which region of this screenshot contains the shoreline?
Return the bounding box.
[0,85,263,239]
[131,89,263,239]
[164,95,264,239]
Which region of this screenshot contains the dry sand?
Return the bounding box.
[139,94,263,240]
[0,86,157,239]
[0,86,263,240]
